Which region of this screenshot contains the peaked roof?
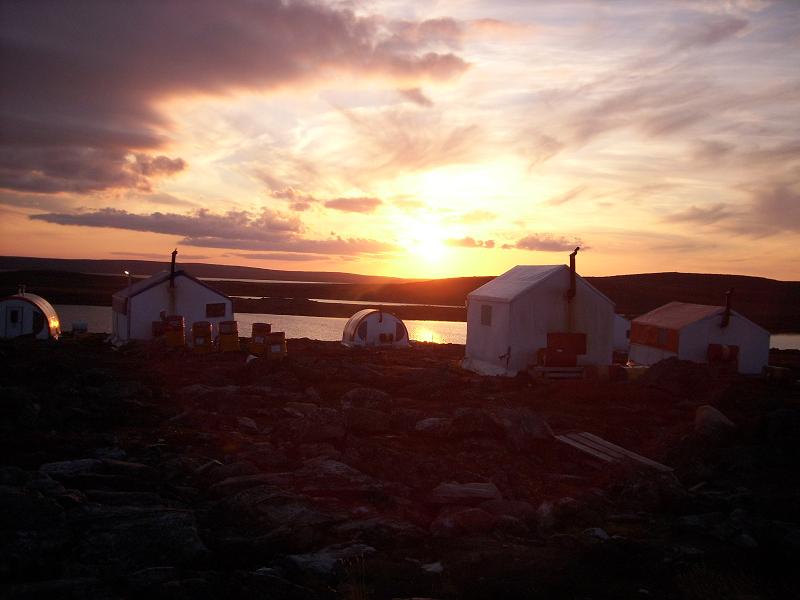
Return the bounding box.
[468,265,564,302]
[633,301,724,330]
[112,270,230,301]
[468,264,613,306]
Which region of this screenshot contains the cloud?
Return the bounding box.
[324,197,383,213]
[450,209,496,223]
[504,234,584,252]
[737,183,800,235]
[229,252,329,262]
[111,251,210,260]
[544,186,586,206]
[1,1,468,194]
[340,107,483,177]
[673,15,748,50]
[445,236,495,248]
[663,202,738,225]
[270,188,383,213]
[29,206,396,255]
[397,88,433,107]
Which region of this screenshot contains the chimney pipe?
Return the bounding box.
[567,247,580,302]
[170,248,178,288]
[721,288,733,328]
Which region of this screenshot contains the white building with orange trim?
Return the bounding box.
[628,301,769,374]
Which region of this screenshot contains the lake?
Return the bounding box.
[53,305,800,349]
[54,305,468,344]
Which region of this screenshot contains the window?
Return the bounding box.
[206,303,226,318]
[9,309,19,324]
[481,304,493,326]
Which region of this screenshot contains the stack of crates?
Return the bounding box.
[192,321,213,354]
[165,315,185,347]
[249,322,271,355]
[265,331,287,360]
[219,320,240,352]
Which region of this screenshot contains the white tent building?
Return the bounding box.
[613,314,631,353]
[462,254,615,376]
[628,300,769,374]
[112,260,232,343]
[342,309,410,348]
[0,291,61,340]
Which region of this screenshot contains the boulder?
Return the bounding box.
[285,543,376,577]
[479,499,537,522]
[206,461,261,484]
[414,418,451,437]
[431,481,502,504]
[340,388,392,411]
[344,407,390,435]
[39,459,103,479]
[448,408,504,439]
[491,408,553,450]
[70,506,208,574]
[640,357,712,399]
[694,405,736,442]
[430,507,496,537]
[237,416,260,433]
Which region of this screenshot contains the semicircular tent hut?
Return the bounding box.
[342,309,410,348]
[0,292,61,340]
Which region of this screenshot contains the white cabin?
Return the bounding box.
[629,301,769,374]
[341,309,410,348]
[0,293,61,340]
[112,269,233,342]
[462,262,615,376]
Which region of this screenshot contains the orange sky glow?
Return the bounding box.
[1,0,798,280]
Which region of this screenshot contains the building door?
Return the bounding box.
[6,306,23,337]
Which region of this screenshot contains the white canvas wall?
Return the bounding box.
[113,276,232,341]
[678,312,769,374]
[464,268,614,375]
[629,343,677,365]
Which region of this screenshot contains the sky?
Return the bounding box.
[1,0,799,280]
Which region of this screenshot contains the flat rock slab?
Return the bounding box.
[431,482,502,504]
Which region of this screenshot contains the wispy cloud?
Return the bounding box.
[324,197,383,213]
[29,207,395,256]
[0,1,468,194]
[445,236,495,248]
[503,234,583,252]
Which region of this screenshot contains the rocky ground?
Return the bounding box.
[1,336,799,599]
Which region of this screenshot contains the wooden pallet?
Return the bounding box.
[530,366,585,380]
[555,431,673,472]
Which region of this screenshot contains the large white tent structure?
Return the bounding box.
[628,299,769,374]
[341,309,410,348]
[462,252,615,376]
[0,291,61,340]
[112,252,232,343]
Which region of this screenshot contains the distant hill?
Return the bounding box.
[1,259,797,332]
[0,256,415,284]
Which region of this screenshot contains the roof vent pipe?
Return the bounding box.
[567,247,580,302]
[721,289,733,328]
[170,248,178,288]
[17,284,25,296]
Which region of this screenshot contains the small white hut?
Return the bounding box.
[462,250,615,376]
[342,309,410,348]
[628,297,769,374]
[112,251,232,342]
[613,314,631,353]
[0,291,61,340]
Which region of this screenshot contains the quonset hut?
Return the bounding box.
[462,250,615,376]
[341,309,410,348]
[628,295,769,374]
[112,251,232,343]
[0,290,61,340]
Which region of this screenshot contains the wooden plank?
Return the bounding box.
[578,432,673,473]
[555,434,617,463]
[565,433,627,459]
